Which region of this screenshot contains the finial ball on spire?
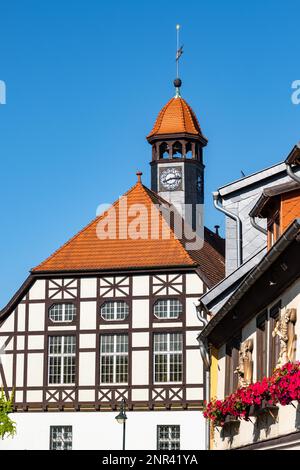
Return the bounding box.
[174,78,182,88]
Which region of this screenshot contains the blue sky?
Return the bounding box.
[0,0,299,306]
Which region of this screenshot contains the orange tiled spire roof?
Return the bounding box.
[147,94,203,139]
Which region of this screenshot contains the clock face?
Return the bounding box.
[160,167,182,191]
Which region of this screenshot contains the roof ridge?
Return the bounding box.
[177,97,188,133]
[181,97,201,134]
[147,98,174,137]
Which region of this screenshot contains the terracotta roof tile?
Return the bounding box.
[147,96,204,138]
[33,183,225,288]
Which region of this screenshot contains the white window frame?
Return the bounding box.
[50,425,72,450]
[157,425,180,450]
[100,334,128,385]
[100,301,129,321]
[48,336,76,385]
[153,299,182,320]
[153,333,183,383]
[49,303,76,323]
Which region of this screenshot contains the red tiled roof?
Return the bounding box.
[33,182,225,288]
[147,96,204,138]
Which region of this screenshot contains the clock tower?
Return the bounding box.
[147,79,208,231]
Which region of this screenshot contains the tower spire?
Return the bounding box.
[175,24,183,97]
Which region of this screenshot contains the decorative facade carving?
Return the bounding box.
[272,308,297,367]
[235,339,253,388]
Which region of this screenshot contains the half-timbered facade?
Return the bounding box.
[0,80,224,450]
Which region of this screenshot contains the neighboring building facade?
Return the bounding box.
[199,146,300,450]
[0,80,224,450]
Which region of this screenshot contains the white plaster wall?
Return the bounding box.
[186,350,203,384]
[132,332,149,348]
[17,304,26,331]
[132,299,149,328]
[186,331,199,347]
[80,278,97,298]
[185,273,203,295]
[0,410,206,450]
[26,353,44,386]
[132,276,149,296]
[0,354,13,387]
[79,333,96,349]
[185,298,201,327]
[79,352,96,386]
[80,301,97,330]
[28,304,45,331]
[29,280,46,300]
[132,350,149,385]
[16,354,24,387]
[27,335,44,350]
[1,311,15,332]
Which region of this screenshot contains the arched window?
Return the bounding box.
[159,142,169,159]
[49,303,76,323]
[172,141,182,158]
[185,142,193,159]
[100,301,129,321]
[153,299,182,319]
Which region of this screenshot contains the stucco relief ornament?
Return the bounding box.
[272,308,297,368]
[235,339,253,388]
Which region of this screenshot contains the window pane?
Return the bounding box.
[50,426,72,450]
[48,336,76,385]
[49,304,76,323]
[100,355,114,383]
[100,335,128,384]
[154,299,182,319]
[170,353,182,381]
[157,425,180,450]
[49,357,61,384]
[116,355,128,383]
[63,356,76,384]
[101,301,129,321]
[154,333,182,383]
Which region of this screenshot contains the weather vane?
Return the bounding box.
[174,25,184,97]
[176,24,184,79]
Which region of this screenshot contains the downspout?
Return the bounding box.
[250,216,267,235]
[213,191,243,266]
[286,162,300,184]
[197,306,211,450]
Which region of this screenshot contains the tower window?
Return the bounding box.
[159,142,169,159]
[185,142,193,159]
[172,141,182,158]
[153,299,182,319]
[49,303,76,323]
[100,301,129,321]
